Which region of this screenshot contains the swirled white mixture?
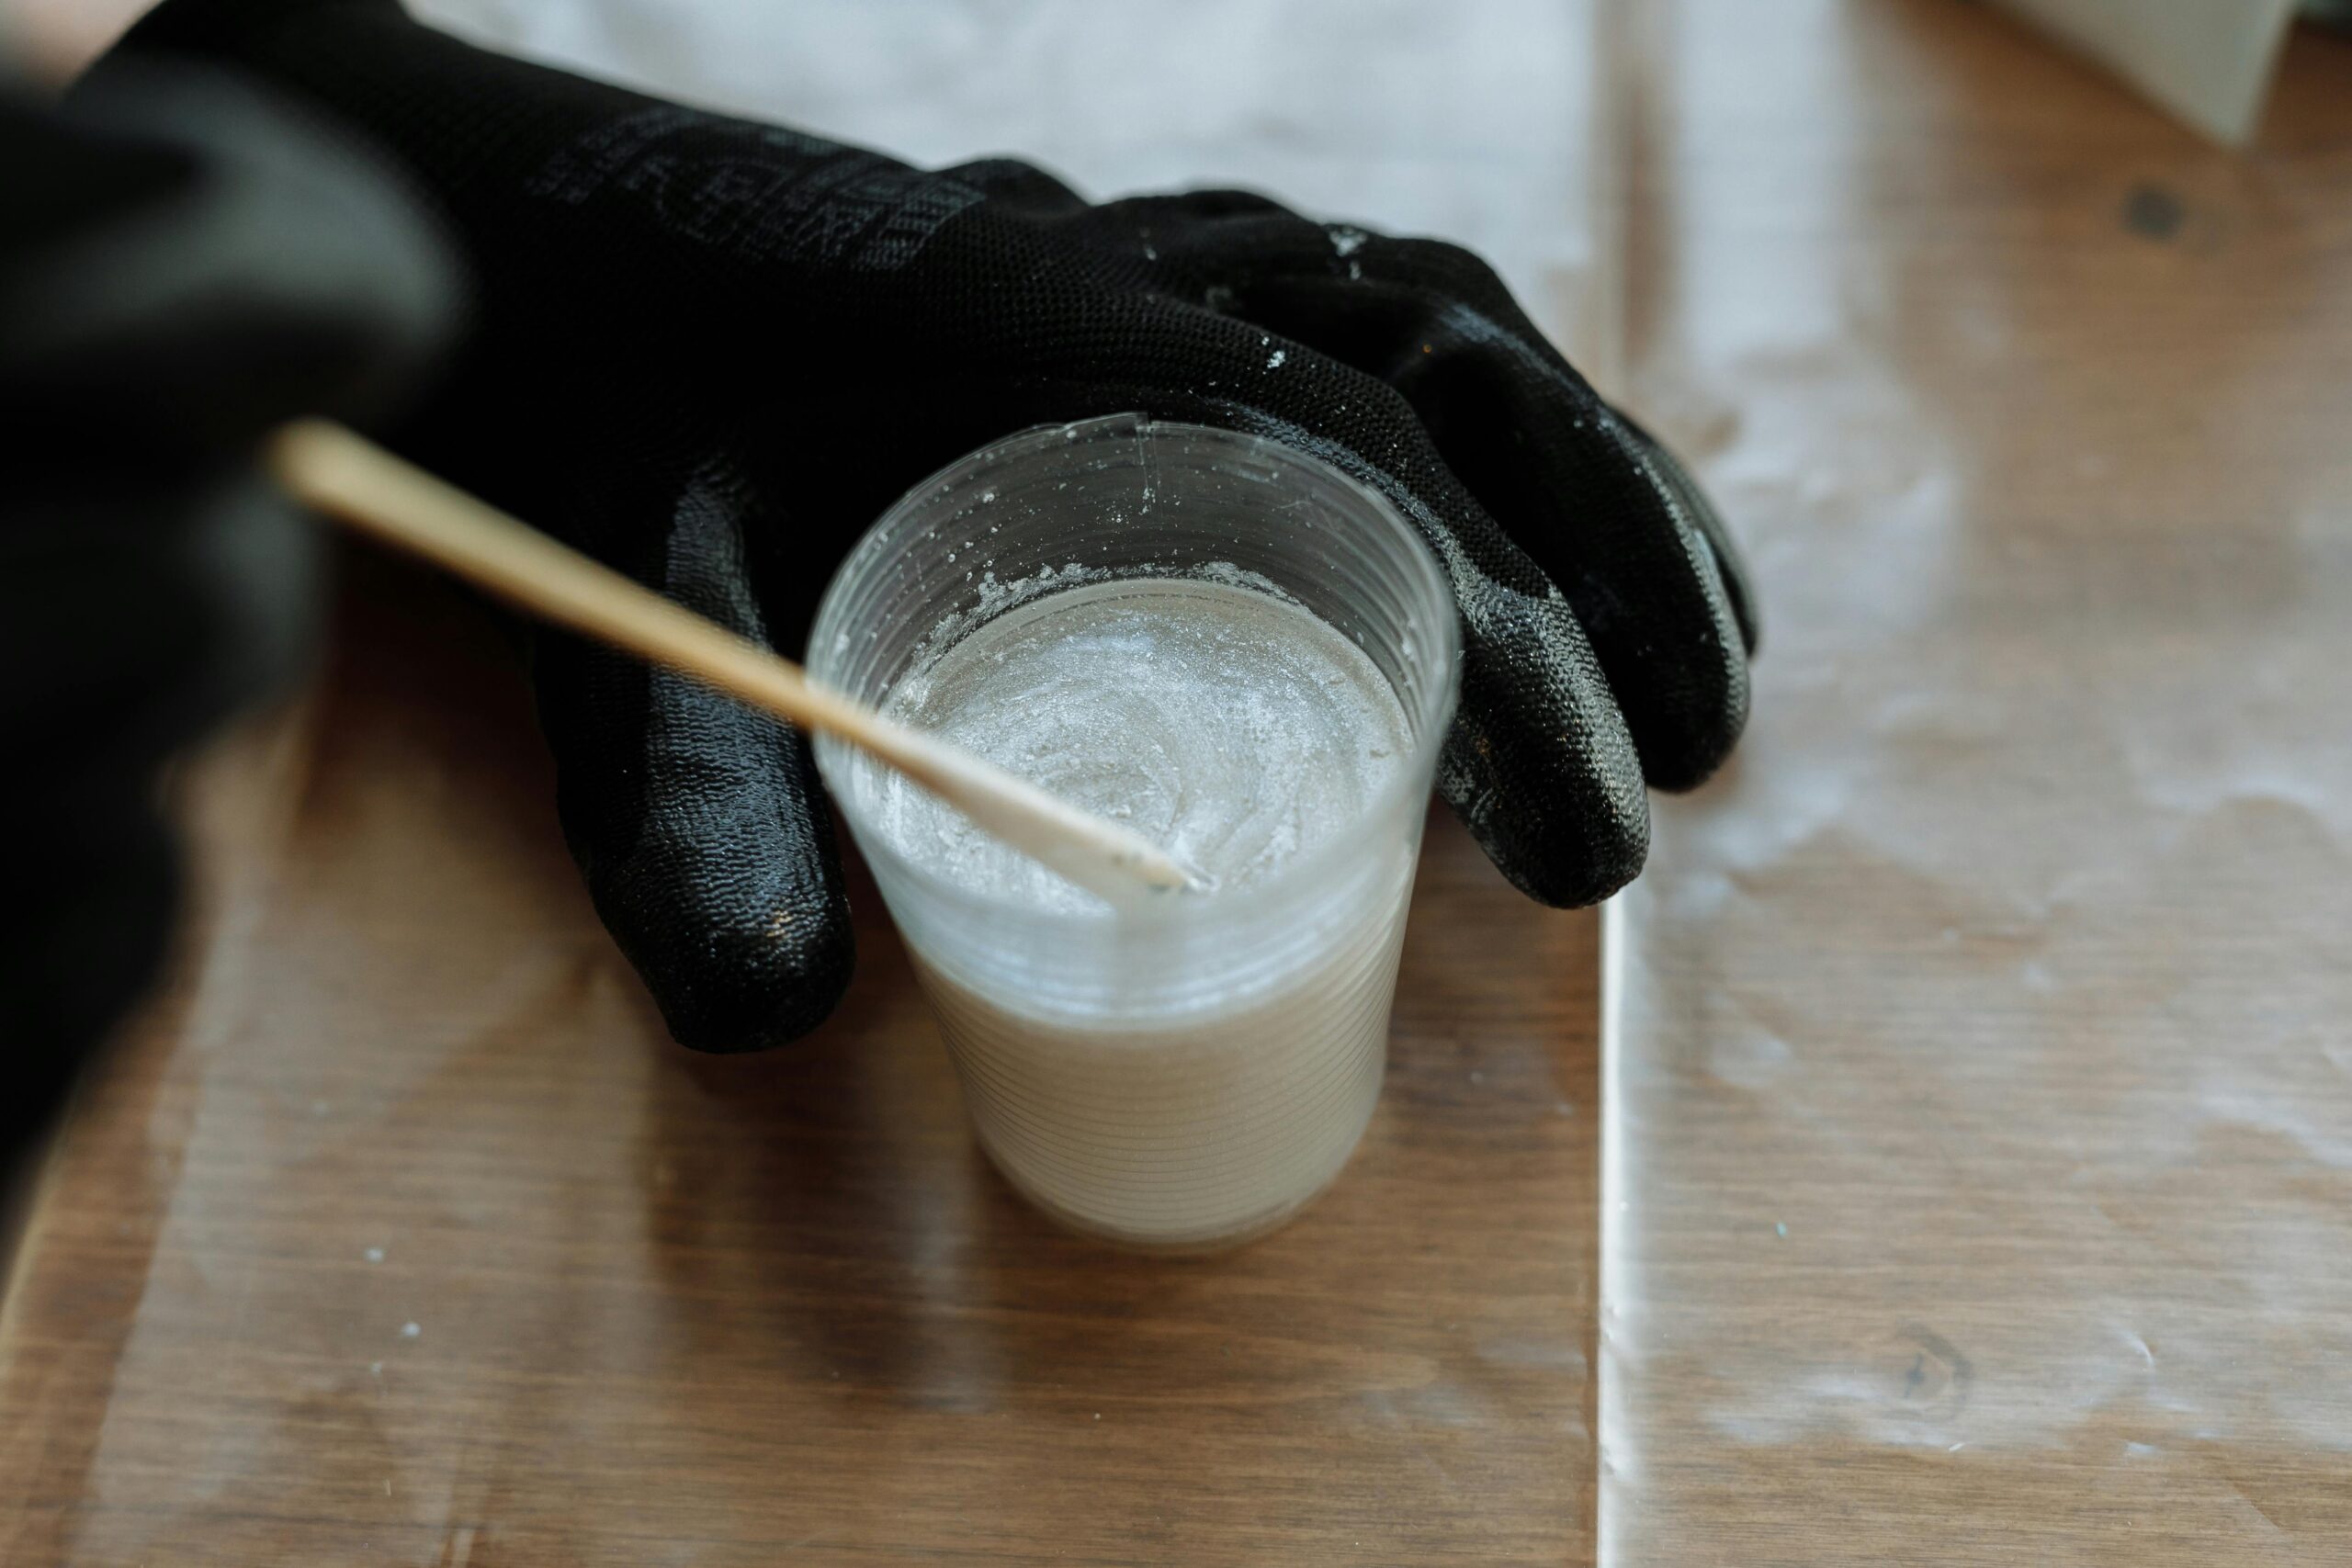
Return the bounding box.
[874,576,1410,912]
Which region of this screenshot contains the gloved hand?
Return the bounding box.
[113,0,1758,1054]
[1,58,452,1167]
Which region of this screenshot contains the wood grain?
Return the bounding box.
[0,549,1600,1564]
[1603,4,2352,1564]
[15,2,2352,1562]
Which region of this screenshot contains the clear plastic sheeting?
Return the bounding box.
[0,7,1613,1562]
[0,562,1600,1566]
[9,1,2350,1562]
[1602,3,2352,1562]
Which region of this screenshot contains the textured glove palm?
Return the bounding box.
[119,0,1758,1053]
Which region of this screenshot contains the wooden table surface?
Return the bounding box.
[8,2,2352,1564]
[6,7,1628,1563]
[1606,4,2352,1564]
[0,552,1600,1565]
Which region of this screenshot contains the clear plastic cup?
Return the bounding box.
[809,414,1459,1249]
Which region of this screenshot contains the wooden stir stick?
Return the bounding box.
[266,419,1201,901]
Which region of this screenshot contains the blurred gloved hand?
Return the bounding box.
[114,0,1757,1054]
[0,59,452,1165]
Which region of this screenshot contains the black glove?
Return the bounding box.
[113,0,1757,1055]
[0,59,453,1168]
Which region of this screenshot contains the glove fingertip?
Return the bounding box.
[1443,733,1652,908]
[1440,623,1653,910]
[634,862,857,1054]
[1618,413,1762,660]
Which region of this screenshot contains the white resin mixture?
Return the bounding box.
[865,574,1423,1247]
[873,575,1410,909]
